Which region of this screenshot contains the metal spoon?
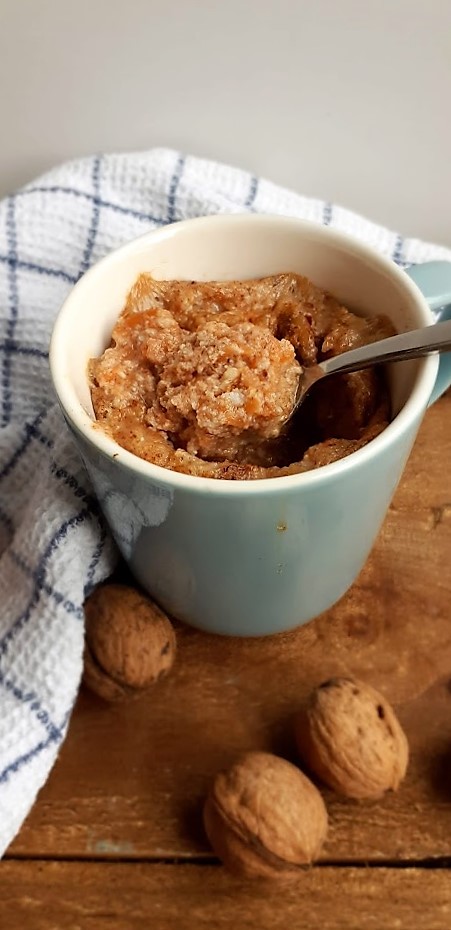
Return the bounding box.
[287,318,451,423]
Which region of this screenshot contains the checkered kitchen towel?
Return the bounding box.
[1,148,451,855]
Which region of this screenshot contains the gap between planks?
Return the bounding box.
[5,853,451,869]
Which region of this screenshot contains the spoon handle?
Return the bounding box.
[322,319,451,377]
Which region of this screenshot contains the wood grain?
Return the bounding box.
[2,862,451,930]
[8,677,451,861]
[6,395,451,876]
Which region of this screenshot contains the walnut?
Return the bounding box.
[203,751,328,880]
[83,583,176,701]
[295,677,409,799]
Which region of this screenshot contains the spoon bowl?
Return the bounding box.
[285,318,451,427]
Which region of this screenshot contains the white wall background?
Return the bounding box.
[1,0,450,245]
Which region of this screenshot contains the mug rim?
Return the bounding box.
[50,213,439,496]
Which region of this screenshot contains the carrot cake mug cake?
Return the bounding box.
[50,215,451,635]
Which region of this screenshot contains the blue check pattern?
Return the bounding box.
[0,147,450,855]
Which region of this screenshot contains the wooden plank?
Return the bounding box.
[7,394,451,862]
[2,861,451,930]
[8,678,451,862]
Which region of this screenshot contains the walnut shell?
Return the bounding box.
[295,677,409,799]
[203,751,328,880]
[83,583,176,702]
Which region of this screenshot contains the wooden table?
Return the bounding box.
[3,393,451,929]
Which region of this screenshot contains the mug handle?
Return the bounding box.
[405,261,451,404]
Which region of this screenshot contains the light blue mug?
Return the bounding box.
[50,216,451,636]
